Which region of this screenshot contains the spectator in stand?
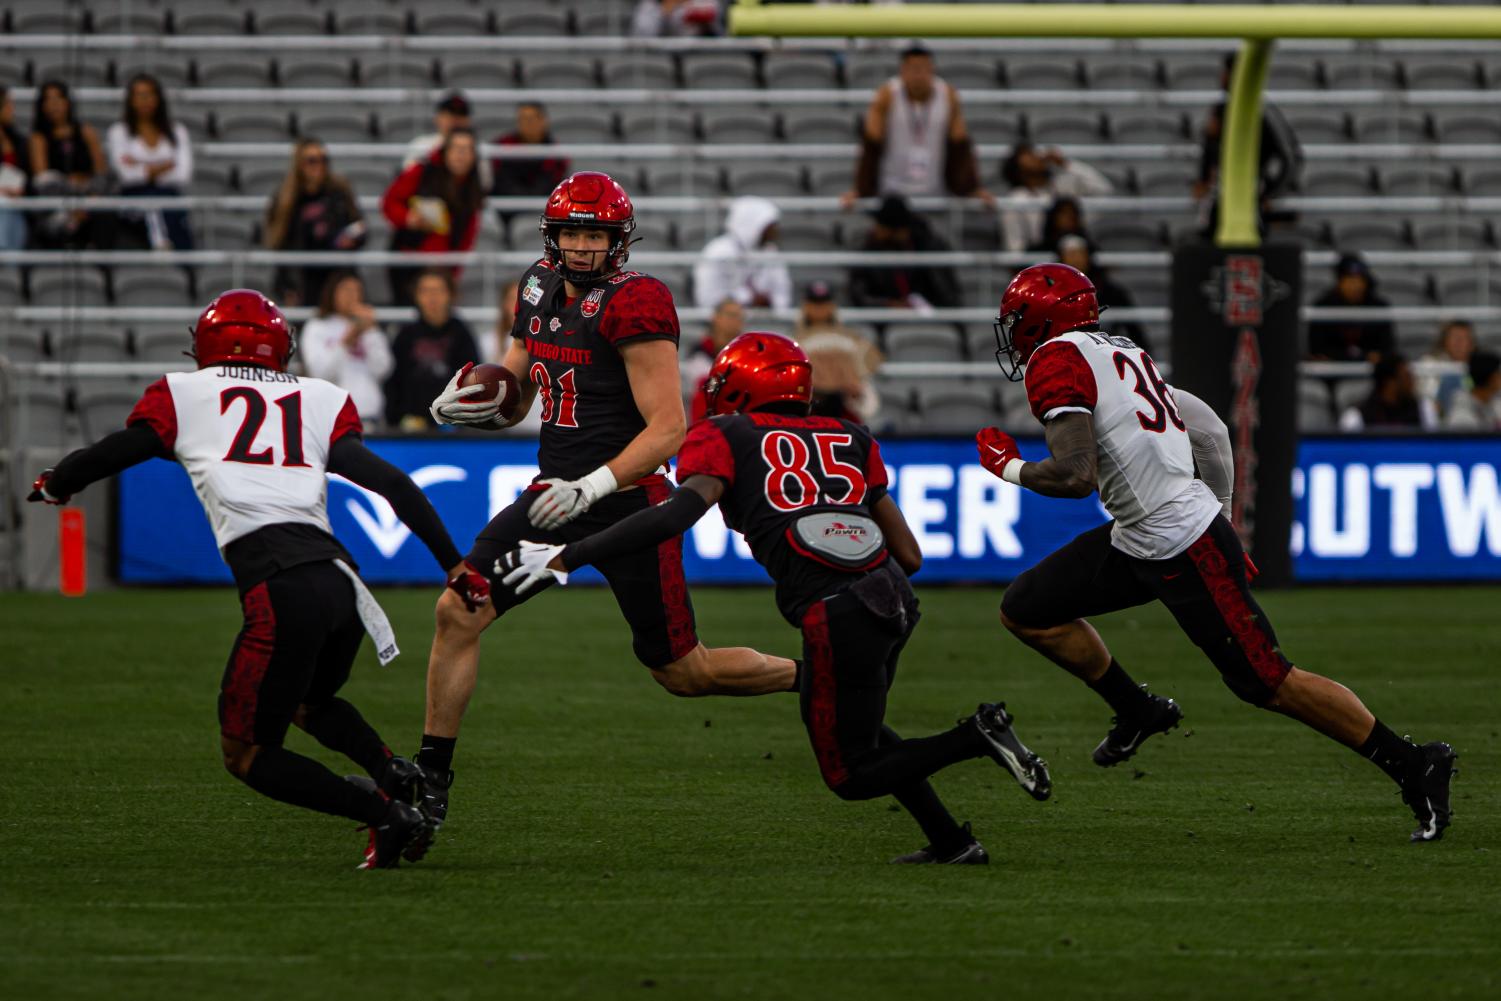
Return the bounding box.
[0,86,31,250]
[1056,235,1149,353]
[490,101,570,238]
[1195,54,1302,234]
[1420,319,1476,414]
[264,138,366,307]
[1338,354,1436,431]
[384,269,480,431]
[1030,196,1088,254]
[631,0,723,36]
[106,74,194,251]
[999,142,1112,253]
[683,298,745,418]
[692,195,792,310]
[840,44,993,211]
[848,194,960,311]
[298,271,394,427]
[806,334,880,425]
[1309,254,1395,362]
[28,80,112,249]
[383,128,482,307]
[1445,350,1501,431]
[794,279,884,372]
[403,91,491,190]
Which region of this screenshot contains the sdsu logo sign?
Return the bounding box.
[580,288,605,318]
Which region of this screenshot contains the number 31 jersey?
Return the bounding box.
[677,411,890,625]
[1024,329,1220,560]
[127,365,361,551]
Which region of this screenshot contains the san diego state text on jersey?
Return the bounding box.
[677,411,891,623]
[511,260,680,481]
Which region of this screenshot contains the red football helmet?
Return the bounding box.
[190,289,295,370]
[703,332,813,416]
[539,171,637,285]
[994,263,1100,381]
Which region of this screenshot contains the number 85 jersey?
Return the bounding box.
[1024,330,1221,560]
[127,366,361,551]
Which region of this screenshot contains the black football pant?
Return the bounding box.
[799,588,982,848]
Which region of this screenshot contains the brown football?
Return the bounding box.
[459,363,520,420]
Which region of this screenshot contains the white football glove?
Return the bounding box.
[430,363,507,428]
[495,541,568,597]
[527,466,617,530]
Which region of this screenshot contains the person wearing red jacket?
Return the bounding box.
[382,128,482,306]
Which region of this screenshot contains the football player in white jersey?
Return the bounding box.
[976,264,1456,843]
[28,290,492,868]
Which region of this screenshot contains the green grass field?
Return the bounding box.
[3,585,1497,1000]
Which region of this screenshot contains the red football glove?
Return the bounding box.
[446,562,492,612]
[27,469,69,505]
[976,427,1023,481]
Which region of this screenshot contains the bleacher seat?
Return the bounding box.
[134,327,194,364]
[413,3,491,36]
[1403,60,1483,91]
[933,55,1001,91]
[1333,378,1375,417]
[1330,219,1410,251]
[763,53,839,91]
[673,216,715,252]
[1350,109,1430,144]
[77,388,148,438]
[48,326,132,364]
[334,8,406,35]
[1005,58,1081,90]
[1108,111,1187,144]
[196,59,276,90]
[1378,164,1456,195]
[776,219,841,252]
[619,111,696,145]
[216,111,293,144]
[297,111,373,143]
[1301,164,1375,197]
[599,53,677,90]
[726,164,805,197]
[445,57,516,90]
[548,109,616,144]
[681,53,759,90]
[496,6,570,36]
[1433,113,1501,145]
[94,10,167,34]
[702,112,778,145]
[885,324,964,363]
[31,53,112,88]
[111,267,194,308]
[1086,59,1160,91]
[1298,379,1336,432]
[1285,110,1349,144]
[918,383,999,432]
[173,10,251,35]
[27,267,109,307]
[279,57,356,90]
[359,57,437,88]
[115,60,190,89]
[1090,219,1166,251]
[1323,58,1402,91]
[254,10,331,35]
[1029,112,1104,145]
[846,51,902,91]
[1413,220,1493,251]
[517,54,591,90]
[783,109,859,144]
[646,163,722,197]
[0,328,46,364]
[1371,271,1430,307]
[13,383,71,449]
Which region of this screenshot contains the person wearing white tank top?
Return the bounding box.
[842,46,995,210]
[976,264,1458,844]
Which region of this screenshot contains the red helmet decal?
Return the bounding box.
[191,289,294,371]
[704,332,813,416]
[993,264,1099,381]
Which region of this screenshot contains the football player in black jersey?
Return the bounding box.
[496,333,1053,863]
[417,173,797,825]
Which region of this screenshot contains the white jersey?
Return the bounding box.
[1024,330,1221,559]
[878,77,952,198]
[127,364,361,551]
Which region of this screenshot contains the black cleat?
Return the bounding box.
[358,800,434,870]
[345,756,425,806]
[967,702,1051,801]
[1092,688,1182,767]
[414,759,453,829]
[891,823,990,865]
[1400,741,1457,843]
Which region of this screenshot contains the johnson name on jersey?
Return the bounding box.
[1024,330,1221,559]
[512,260,681,481]
[127,364,362,550]
[677,411,891,623]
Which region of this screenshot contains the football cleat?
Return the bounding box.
[414,759,454,829]
[1400,741,1457,843]
[345,756,424,805]
[358,800,434,870]
[890,823,990,865]
[1092,689,1182,767]
[967,702,1052,801]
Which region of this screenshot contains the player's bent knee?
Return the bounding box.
[1220,672,1281,708]
[651,655,711,698]
[999,576,1045,633]
[434,588,491,636]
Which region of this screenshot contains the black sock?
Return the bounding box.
[242,746,388,825]
[299,698,392,781]
[418,734,457,774]
[881,727,969,852]
[1357,719,1420,784]
[1088,659,1152,716]
[788,659,804,694]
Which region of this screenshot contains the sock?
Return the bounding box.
[881,728,968,852]
[1357,719,1421,783]
[787,659,804,694]
[418,734,457,774]
[242,746,388,825]
[299,698,393,781]
[1088,659,1152,716]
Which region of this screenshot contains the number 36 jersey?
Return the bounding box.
[1024,330,1221,560]
[677,411,891,625]
[127,365,362,551]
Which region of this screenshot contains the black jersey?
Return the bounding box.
[677,411,893,624]
[511,260,680,480]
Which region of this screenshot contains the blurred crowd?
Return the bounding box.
[4,37,1497,434]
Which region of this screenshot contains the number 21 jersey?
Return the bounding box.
[1024,330,1221,559]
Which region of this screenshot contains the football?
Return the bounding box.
[459,363,520,420]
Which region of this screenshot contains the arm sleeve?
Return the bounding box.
[561,487,709,572]
[1025,340,1099,422]
[326,435,463,571]
[125,376,178,450]
[47,424,171,498]
[1173,388,1234,519]
[164,125,193,185]
[865,435,889,504]
[600,276,680,346]
[1059,159,1114,196]
[382,164,421,228]
[104,124,138,182]
[676,420,735,484]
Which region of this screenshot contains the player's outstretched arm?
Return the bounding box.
[976,414,1098,499]
[29,424,170,504]
[326,436,468,578]
[870,494,922,575]
[1173,388,1234,519]
[499,476,723,597]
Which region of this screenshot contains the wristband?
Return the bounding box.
[1001,459,1027,486]
[581,464,618,502]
